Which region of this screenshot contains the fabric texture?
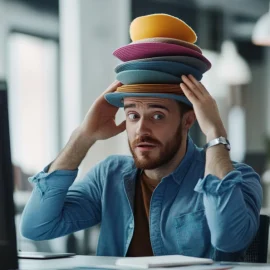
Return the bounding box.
[105,84,192,107]
[132,37,202,53]
[113,43,211,68]
[115,61,202,80]
[116,70,183,85]
[20,137,262,260]
[105,92,192,108]
[115,56,209,74]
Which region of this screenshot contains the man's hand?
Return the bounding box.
[180,75,227,142]
[80,81,126,144]
[49,81,125,172]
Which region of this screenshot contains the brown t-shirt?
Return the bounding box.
[126,171,159,257]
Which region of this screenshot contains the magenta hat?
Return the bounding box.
[113,42,211,70]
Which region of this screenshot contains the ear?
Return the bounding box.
[182,110,196,131]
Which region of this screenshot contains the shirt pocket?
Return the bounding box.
[175,209,211,257]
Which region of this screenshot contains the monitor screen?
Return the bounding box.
[0,81,18,269]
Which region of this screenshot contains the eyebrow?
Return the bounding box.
[124,103,170,112]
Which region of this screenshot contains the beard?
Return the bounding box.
[128,122,183,170]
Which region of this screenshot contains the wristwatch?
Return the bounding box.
[203,136,231,151]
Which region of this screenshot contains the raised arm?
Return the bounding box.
[181,75,262,252]
[21,81,126,240]
[49,81,126,172]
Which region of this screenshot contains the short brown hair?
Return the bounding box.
[177,101,193,116]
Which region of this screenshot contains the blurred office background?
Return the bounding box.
[1,0,270,259]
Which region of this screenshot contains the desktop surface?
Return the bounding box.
[18,255,270,270]
[19,255,118,270]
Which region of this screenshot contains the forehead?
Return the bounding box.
[123,97,176,107]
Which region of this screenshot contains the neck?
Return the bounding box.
[144,136,188,181]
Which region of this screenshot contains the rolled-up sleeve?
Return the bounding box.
[20,163,103,241]
[194,163,262,252]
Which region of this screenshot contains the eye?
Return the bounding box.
[153,114,164,120]
[128,113,139,120]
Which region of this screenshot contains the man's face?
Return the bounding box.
[124,97,184,170]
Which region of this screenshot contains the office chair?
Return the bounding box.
[243,214,270,263]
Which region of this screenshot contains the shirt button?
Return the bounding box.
[129,223,134,229]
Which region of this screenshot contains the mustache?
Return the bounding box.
[132,136,161,147]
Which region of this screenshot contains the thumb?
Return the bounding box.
[117,120,126,133]
[110,120,126,137]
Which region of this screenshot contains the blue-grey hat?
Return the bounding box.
[115,61,202,81]
[115,56,208,73]
[105,84,192,108]
[116,70,183,85]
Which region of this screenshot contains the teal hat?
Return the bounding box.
[116,70,182,84]
[117,56,209,73]
[115,61,202,80]
[105,84,192,108]
[105,92,192,108]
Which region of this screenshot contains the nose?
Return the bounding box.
[136,117,151,137]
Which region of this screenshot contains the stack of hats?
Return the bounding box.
[105,14,211,107]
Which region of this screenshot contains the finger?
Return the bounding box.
[188,75,209,95]
[104,80,123,94]
[181,75,203,99]
[188,75,204,92]
[180,83,199,105]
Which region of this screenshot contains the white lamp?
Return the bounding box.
[216,40,252,85]
[252,2,270,46]
[201,49,228,99]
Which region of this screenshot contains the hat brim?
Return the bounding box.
[105,92,192,108]
[132,37,202,53]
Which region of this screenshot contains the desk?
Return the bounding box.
[18,255,270,270]
[19,255,118,270]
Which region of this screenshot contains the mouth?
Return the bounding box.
[136,143,157,151]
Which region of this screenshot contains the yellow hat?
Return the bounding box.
[130,14,197,43]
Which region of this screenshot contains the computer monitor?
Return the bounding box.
[0,81,18,270]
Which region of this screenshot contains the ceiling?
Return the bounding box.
[11,0,59,14]
[153,0,269,19]
[14,0,269,21]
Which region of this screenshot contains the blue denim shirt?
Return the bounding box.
[21,137,262,259]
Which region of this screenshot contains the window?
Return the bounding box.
[7,32,59,178]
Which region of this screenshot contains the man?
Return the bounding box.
[21,75,262,260]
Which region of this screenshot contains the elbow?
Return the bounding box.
[20,223,40,241]
[20,224,54,241]
[211,221,256,252]
[212,232,253,253]
[20,217,51,241]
